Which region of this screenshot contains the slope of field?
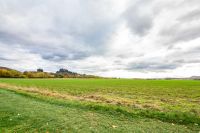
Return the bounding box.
[0,78,200,132]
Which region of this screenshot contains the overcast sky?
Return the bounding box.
[0,0,200,78]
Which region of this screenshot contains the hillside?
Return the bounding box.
[0,66,13,70]
[0,66,24,78]
[0,66,99,78]
[55,68,99,78]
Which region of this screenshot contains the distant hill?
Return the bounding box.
[0,66,99,78]
[0,66,24,78]
[0,66,13,70]
[55,68,99,78]
[190,76,200,80]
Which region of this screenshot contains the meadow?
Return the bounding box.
[0,78,200,132]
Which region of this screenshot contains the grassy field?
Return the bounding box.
[0,78,200,132]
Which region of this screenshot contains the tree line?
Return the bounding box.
[0,67,100,78]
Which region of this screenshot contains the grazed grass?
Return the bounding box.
[0,78,200,132]
[0,89,199,132]
[0,79,199,114]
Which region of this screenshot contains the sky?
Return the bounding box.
[0,0,200,78]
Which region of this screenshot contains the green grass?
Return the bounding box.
[0,89,199,132]
[0,78,200,132]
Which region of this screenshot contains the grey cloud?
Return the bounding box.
[124,0,154,36]
[0,0,119,62]
[0,57,13,61]
[127,45,200,72]
[1,0,200,77]
[158,6,200,46]
[174,59,200,64]
[167,46,200,62]
[159,24,200,46]
[0,30,91,61]
[127,61,180,71]
[41,52,90,61]
[179,9,200,22]
[79,67,110,73]
[0,31,28,45]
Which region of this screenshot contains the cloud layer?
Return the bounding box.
[0,0,200,78]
